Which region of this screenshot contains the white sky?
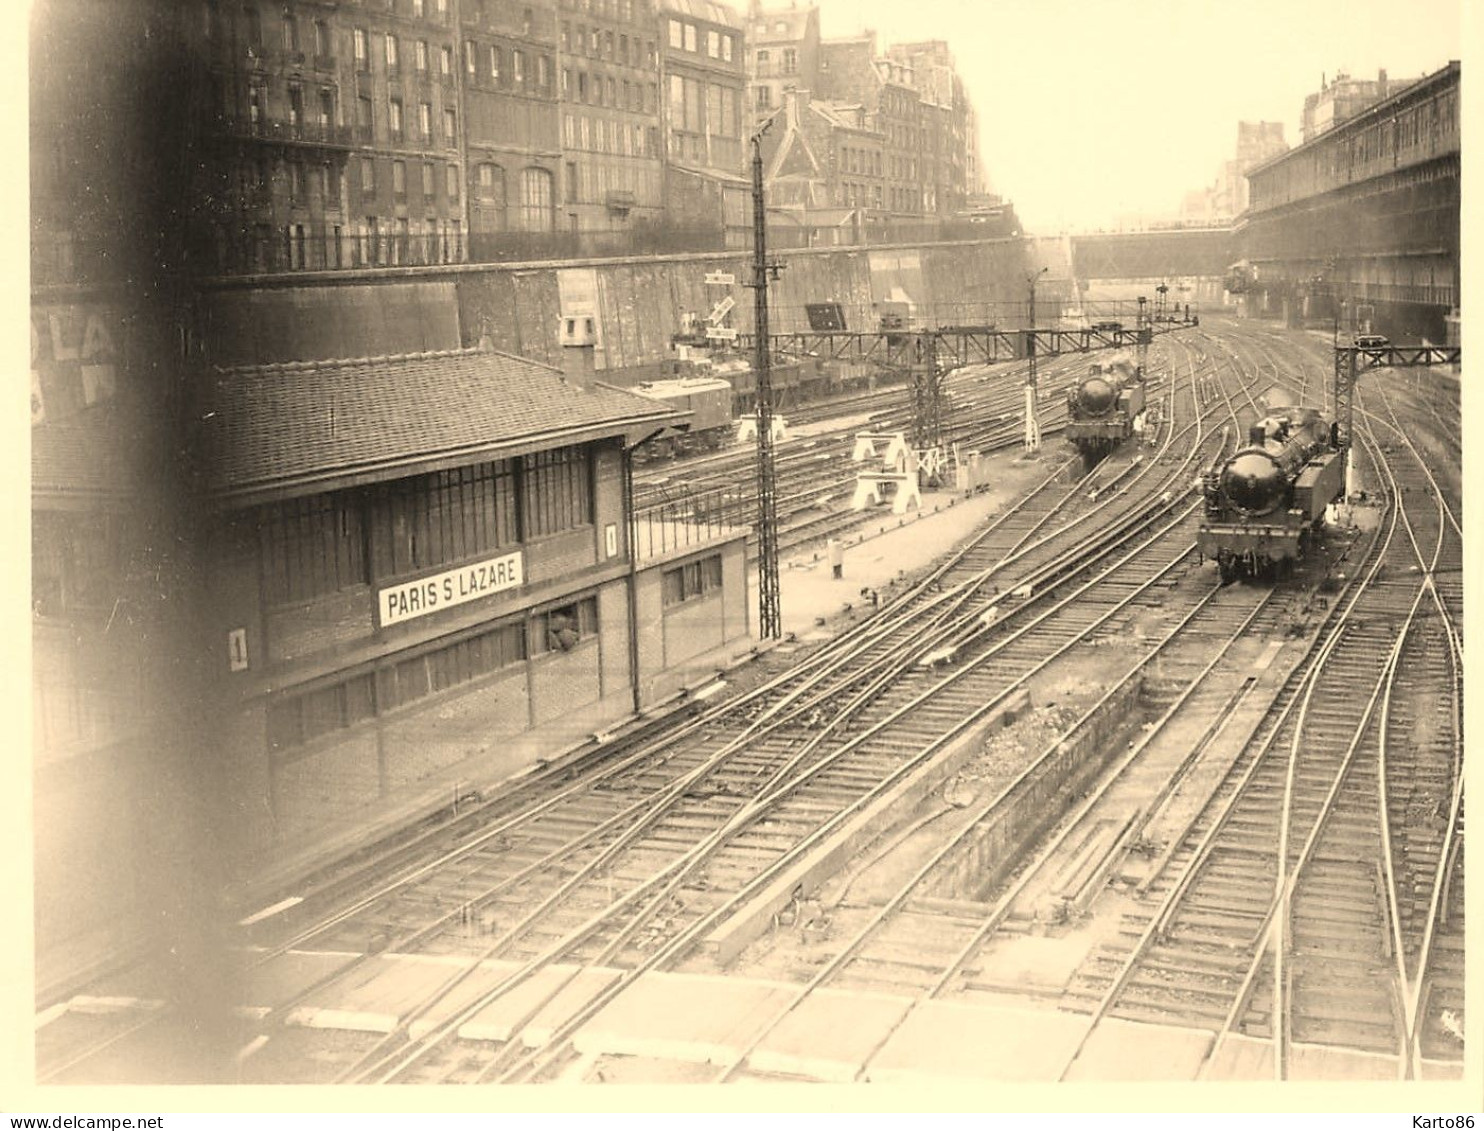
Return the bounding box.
[811,0,1465,232]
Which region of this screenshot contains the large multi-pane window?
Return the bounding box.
[266,673,375,753]
[267,618,529,753]
[521,445,591,538]
[260,495,368,606]
[377,621,527,713]
[375,460,520,579]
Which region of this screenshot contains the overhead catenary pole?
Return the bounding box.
[1023,266,1048,452]
[748,130,781,639]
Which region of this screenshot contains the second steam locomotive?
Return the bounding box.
[1065,352,1146,464]
[1197,401,1345,582]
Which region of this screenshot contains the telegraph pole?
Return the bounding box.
[1023,266,1047,452]
[748,130,782,639]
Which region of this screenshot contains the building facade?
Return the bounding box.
[744,3,819,115]
[554,0,667,250]
[196,0,473,274]
[1300,68,1419,143]
[659,0,750,245]
[1241,62,1459,341]
[460,0,564,259]
[203,345,750,851]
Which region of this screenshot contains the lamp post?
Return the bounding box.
[1024,266,1048,452]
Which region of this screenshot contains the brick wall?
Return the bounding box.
[529,638,603,725]
[379,666,531,790]
[271,730,382,843]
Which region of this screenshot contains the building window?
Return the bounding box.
[375,621,528,716]
[419,101,433,140]
[513,48,524,83]
[374,461,520,578]
[534,596,599,654]
[721,33,733,62]
[707,29,719,58]
[604,30,613,58]
[266,673,377,754]
[318,87,335,129]
[360,155,375,195]
[353,27,368,70]
[756,85,770,109]
[413,0,425,15]
[465,39,476,77]
[245,5,263,49]
[683,24,696,52]
[260,494,368,606]
[325,162,343,207]
[490,44,502,82]
[446,162,460,201]
[416,39,429,71]
[389,98,404,139]
[521,444,590,537]
[385,33,399,69]
[288,160,306,200]
[782,47,796,75]
[562,67,571,96]
[392,159,407,198]
[565,160,577,202]
[662,554,723,607]
[443,107,457,145]
[477,162,505,205]
[756,48,769,67]
[356,94,373,137]
[287,222,307,269]
[561,21,571,50]
[282,12,299,52]
[440,45,453,75]
[668,18,682,49]
[537,54,549,88]
[577,72,588,102]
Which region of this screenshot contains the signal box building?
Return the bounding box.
[203,345,751,854]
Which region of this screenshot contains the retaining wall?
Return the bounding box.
[200,238,1041,380]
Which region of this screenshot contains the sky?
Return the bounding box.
[810,0,1466,233]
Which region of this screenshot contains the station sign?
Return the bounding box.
[708,295,736,323]
[704,272,737,286]
[706,327,739,341]
[377,551,524,627]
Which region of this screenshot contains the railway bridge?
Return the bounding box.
[1235,60,1460,344]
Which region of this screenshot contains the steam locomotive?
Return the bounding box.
[1065,353,1146,464]
[1197,403,1345,582]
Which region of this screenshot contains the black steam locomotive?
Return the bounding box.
[1197,403,1345,582]
[1065,353,1146,465]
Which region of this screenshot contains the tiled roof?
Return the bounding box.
[205,347,685,501]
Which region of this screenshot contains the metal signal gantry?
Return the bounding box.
[1332,343,1462,491]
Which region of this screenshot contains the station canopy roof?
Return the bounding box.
[205,347,688,506]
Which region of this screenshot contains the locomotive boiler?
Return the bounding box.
[1197,405,1345,582]
[1065,353,1146,464]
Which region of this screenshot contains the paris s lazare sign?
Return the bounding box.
[378,552,524,627]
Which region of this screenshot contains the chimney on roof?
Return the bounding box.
[558,314,598,391]
[1378,67,1388,96]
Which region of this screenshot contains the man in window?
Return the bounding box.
[547,611,580,651]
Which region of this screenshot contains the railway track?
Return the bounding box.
[38,321,1461,1086]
